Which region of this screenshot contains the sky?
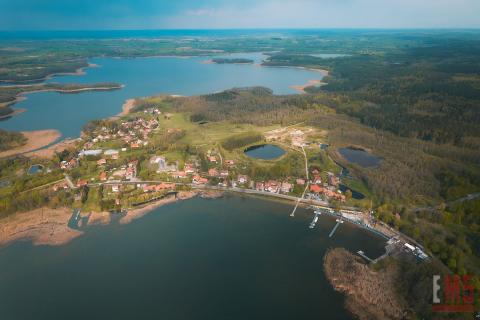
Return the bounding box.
[0,0,479,30]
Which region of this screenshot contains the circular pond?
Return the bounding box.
[244,144,286,160]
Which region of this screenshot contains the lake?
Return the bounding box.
[0,53,323,139]
[244,144,286,160]
[338,147,381,168]
[0,195,385,320]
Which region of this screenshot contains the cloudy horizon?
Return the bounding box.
[1,0,479,30]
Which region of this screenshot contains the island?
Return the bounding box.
[211,58,254,64]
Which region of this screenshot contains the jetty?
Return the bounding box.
[309,210,322,229]
[357,250,373,262]
[329,219,344,238]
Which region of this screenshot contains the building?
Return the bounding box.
[192,175,209,185]
[76,179,88,188]
[208,168,220,177]
[310,184,323,194]
[237,175,248,184]
[280,182,293,194]
[296,178,306,185]
[255,182,265,191]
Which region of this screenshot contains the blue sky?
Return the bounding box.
[1,0,479,30]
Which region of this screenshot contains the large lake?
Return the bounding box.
[0,196,385,320]
[0,53,323,139]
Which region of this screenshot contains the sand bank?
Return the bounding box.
[0,207,83,247]
[0,129,61,158]
[291,79,325,94]
[24,137,78,159]
[111,98,136,119]
[119,191,198,225]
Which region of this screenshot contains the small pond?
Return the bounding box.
[28,164,44,175]
[244,144,286,160]
[338,147,381,168]
[339,184,365,200]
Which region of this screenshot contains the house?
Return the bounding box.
[76,179,88,188]
[208,156,217,163]
[184,163,196,174]
[130,142,140,149]
[126,167,136,180]
[280,182,293,194]
[265,180,280,193]
[192,175,208,185]
[171,171,187,179]
[312,175,322,184]
[112,184,120,193]
[237,175,248,184]
[310,184,323,194]
[97,158,107,166]
[208,168,220,177]
[255,182,265,191]
[225,160,235,166]
[99,172,107,181]
[220,170,229,177]
[296,178,306,185]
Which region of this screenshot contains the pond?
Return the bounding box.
[244,144,286,160]
[338,147,381,168]
[27,164,44,175]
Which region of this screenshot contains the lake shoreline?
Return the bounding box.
[0,63,99,85]
[0,129,62,158]
[0,84,124,120]
[0,191,200,248]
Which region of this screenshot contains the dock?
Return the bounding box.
[357,250,373,262]
[329,219,343,238]
[309,210,322,229]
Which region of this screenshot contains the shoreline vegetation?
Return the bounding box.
[0,63,99,84]
[0,129,61,158]
[0,190,201,248]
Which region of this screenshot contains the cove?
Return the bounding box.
[244,144,286,160]
[0,195,385,320]
[0,53,323,139]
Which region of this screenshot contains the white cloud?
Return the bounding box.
[161,0,480,29]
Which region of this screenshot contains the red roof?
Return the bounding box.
[309,185,323,193]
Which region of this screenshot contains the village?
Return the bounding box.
[51,108,349,211]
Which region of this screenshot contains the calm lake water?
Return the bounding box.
[0,196,385,320]
[244,144,286,160]
[338,147,381,168]
[0,53,323,139]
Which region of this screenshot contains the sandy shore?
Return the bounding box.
[111,99,136,119]
[0,129,61,158]
[291,79,325,93]
[25,138,79,159]
[119,191,198,225]
[0,207,83,247]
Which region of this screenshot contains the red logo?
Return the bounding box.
[432,274,477,313]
